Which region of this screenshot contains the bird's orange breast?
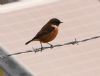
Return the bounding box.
[40,28,58,43]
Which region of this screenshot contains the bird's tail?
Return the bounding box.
[25,39,33,45]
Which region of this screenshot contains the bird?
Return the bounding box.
[25,18,63,51]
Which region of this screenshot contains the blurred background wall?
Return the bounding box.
[0,0,18,4]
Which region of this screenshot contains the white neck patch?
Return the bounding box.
[51,25,58,28]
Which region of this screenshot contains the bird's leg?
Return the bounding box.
[47,43,54,49]
[40,42,43,51]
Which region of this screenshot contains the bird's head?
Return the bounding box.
[49,18,63,26]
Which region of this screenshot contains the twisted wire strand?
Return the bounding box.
[0,35,100,58]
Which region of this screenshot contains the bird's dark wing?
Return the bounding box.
[33,26,54,40]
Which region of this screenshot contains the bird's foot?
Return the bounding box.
[40,47,44,52]
[50,44,54,49]
[47,43,54,49]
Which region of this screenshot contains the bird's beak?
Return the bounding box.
[60,22,63,23]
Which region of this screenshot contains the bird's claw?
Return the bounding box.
[40,47,44,52]
[50,45,54,49]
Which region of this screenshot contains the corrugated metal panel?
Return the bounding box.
[0,47,33,76]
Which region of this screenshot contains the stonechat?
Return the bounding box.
[25,18,63,51]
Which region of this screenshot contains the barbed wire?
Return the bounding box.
[0,35,100,58]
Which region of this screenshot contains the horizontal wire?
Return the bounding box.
[0,35,100,58]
